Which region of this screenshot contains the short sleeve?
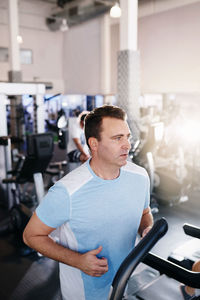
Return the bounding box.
[36,182,70,228]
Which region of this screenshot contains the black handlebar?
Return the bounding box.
[109,220,200,300]
[109,218,168,300]
[183,223,200,239]
[143,252,200,289]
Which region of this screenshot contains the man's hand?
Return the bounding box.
[78,246,108,277]
[141,225,152,238]
[80,153,90,163]
[138,207,153,237]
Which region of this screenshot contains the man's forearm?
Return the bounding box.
[73,138,87,155]
[23,212,108,277]
[24,234,82,268]
[23,234,108,277]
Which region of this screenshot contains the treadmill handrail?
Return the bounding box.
[109,218,168,300]
[183,223,200,239]
[143,252,200,289]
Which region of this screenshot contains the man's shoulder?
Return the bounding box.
[59,162,93,195]
[122,161,148,178]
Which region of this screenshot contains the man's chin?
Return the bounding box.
[119,159,128,167]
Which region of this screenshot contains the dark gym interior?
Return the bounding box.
[1,0,200,299]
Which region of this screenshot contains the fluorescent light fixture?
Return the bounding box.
[60,19,69,32]
[110,2,121,18]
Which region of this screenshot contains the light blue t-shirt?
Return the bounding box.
[36,160,150,300]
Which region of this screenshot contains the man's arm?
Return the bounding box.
[73,137,87,155]
[73,138,90,162]
[138,207,153,238]
[23,212,108,277]
[73,138,89,158]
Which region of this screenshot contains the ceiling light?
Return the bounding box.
[60,19,69,32]
[17,35,23,44]
[110,2,121,18]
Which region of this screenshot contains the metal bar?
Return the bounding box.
[143,252,200,289]
[109,218,168,300]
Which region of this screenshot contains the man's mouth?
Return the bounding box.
[120,153,128,157]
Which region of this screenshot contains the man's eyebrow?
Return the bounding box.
[111,133,131,138]
[111,134,123,138]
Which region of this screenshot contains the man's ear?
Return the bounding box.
[88,137,98,151]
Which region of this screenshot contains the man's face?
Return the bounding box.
[95,117,131,168]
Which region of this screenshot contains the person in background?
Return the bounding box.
[23,105,153,300]
[67,111,90,163]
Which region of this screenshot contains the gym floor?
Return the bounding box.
[0,180,199,299]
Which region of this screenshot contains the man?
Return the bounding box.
[67,112,90,163]
[23,105,153,300]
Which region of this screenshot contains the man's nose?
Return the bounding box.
[122,139,131,150]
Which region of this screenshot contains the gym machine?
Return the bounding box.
[0,82,45,185]
[109,218,200,300]
[168,223,200,272]
[131,121,188,208]
[0,133,54,250]
[0,82,48,223]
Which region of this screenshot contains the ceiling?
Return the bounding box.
[44,0,200,31]
[45,0,117,30]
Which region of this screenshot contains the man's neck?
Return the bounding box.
[89,158,120,180]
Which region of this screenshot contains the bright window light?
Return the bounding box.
[176,120,200,145]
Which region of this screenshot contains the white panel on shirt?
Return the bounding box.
[122,161,148,177]
[59,223,85,300]
[60,162,93,196]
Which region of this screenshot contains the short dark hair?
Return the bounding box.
[84,105,126,148]
[80,113,87,123]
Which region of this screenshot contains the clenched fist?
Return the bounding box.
[78,246,108,277]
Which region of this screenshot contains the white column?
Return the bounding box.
[117,0,140,141]
[36,94,45,133]
[0,94,12,196]
[35,84,45,133]
[100,14,111,96]
[8,0,21,72]
[0,94,8,136]
[120,0,138,51]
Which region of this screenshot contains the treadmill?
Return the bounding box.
[109,218,200,300]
